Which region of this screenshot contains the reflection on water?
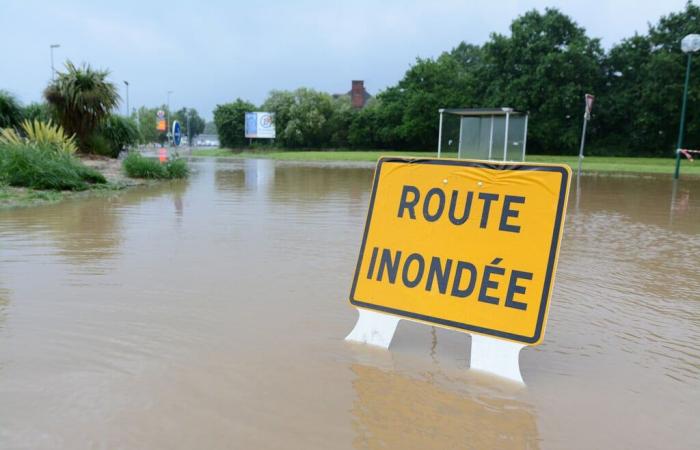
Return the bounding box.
[0,159,698,448]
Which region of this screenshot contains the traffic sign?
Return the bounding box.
[349,158,571,345]
[173,120,182,146]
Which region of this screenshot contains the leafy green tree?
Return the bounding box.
[213,99,256,148]
[598,2,700,154]
[0,90,23,129]
[134,106,168,144]
[22,102,53,123]
[479,8,604,154]
[173,107,205,140]
[44,61,120,152]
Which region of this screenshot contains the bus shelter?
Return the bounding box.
[437,108,528,161]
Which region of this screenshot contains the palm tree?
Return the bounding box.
[44,61,120,152]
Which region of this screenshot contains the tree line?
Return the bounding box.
[214,3,700,156]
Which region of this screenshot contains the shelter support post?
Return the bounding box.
[503,112,510,161]
[437,109,444,158]
[522,114,529,161]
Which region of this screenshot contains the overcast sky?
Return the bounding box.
[0,0,691,119]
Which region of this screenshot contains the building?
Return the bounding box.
[334,80,371,108]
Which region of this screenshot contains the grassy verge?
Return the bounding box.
[192,148,700,176]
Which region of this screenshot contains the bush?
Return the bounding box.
[0,142,106,190]
[0,119,78,154]
[0,91,23,129]
[122,152,189,179]
[96,115,140,157]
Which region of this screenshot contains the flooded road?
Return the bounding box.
[0,159,698,449]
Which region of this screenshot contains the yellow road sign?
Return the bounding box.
[350,158,572,345]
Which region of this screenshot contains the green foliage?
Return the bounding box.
[0,91,23,129]
[595,2,700,155]
[22,102,53,123]
[213,99,256,148]
[0,142,106,190]
[95,115,140,157]
[173,107,205,140]
[203,121,217,134]
[0,119,78,154]
[44,61,120,152]
[134,105,167,144]
[122,152,189,179]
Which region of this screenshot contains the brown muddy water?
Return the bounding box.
[0,159,698,449]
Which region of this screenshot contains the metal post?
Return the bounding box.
[458,115,464,159]
[123,81,129,117]
[166,90,173,146]
[674,54,692,180]
[503,112,510,161]
[522,114,529,161]
[50,44,60,81]
[577,115,589,177]
[437,109,444,158]
[488,115,494,160]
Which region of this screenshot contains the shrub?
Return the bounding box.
[96,115,140,157]
[0,142,106,190]
[213,99,255,148]
[0,119,78,154]
[122,152,189,179]
[0,91,23,129]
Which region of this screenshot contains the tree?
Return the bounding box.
[173,107,205,140]
[479,8,604,154]
[44,61,120,152]
[598,2,700,154]
[134,106,168,144]
[0,90,23,129]
[213,99,255,148]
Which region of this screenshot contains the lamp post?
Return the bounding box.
[674,34,700,179]
[50,44,60,81]
[166,90,173,145]
[123,81,130,117]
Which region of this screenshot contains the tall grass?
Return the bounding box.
[122,152,189,179]
[0,142,106,190]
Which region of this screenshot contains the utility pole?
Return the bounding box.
[50,44,60,81]
[123,81,130,117]
[674,34,700,179]
[166,90,173,145]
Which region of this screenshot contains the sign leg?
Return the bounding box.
[345,308,400,349]
[470,334,525,384]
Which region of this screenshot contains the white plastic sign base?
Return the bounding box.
[346,309,525,384]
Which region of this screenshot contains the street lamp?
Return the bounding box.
[674,34,700,179]
[50,44,60,81]
[123,81,130,117]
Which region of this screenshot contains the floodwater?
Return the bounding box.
[0,159,698,449]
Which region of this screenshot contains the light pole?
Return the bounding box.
[674,34,700,179]
[50,44,60,81]
[123,81,130,117]
[166,90,173,145]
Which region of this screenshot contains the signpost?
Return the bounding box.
[245,112,276,139]
[173,120,182,147]
[156,110,166,132]
[577,94,594,176]
[346,157,571,383]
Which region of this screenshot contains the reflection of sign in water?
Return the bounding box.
[245,112,275,139]
[350,158,571,345]
[173,121,182,146]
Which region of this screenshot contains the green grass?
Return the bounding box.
[122,152,190,179]
[191,148,700,176]
[0,143,107,190]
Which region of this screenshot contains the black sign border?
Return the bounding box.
[349,157,570,345]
